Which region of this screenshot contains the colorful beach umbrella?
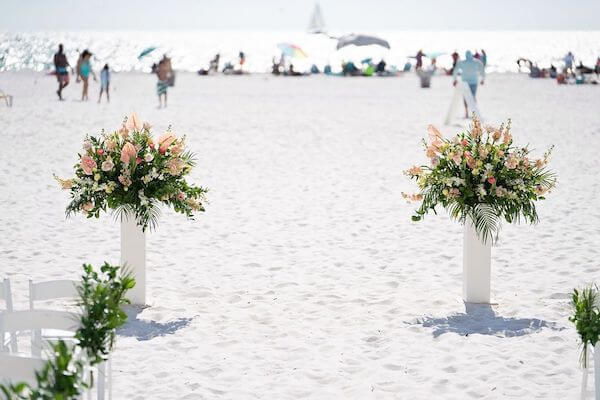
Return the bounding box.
[336,34,390,50]
[277,43,308,59]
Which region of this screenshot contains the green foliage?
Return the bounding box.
[570,286,600,368]
[75,263,135,365]
[0,263,134,400]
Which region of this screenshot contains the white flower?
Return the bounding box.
[142,175,152,184]
[83,140,92,151]
[477,184,486,198]
[101,158,114,172]
[144,153,154,162]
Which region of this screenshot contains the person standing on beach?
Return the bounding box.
[77,50,96,101]
[53,44,71,100]
[450,50,459,74]
[415,49,424,69]
[452,50,485,118]
[481,49,487,67]
[563,51,575,74]
[156,59,169,108]
[98,64,110,103]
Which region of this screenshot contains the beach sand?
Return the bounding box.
[0,71,599,399]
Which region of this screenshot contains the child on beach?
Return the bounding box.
[156,59,169,108]
[98,64,110,103]
[77,50,96,101]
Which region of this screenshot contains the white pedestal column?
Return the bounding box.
[121,213,146,305]
[595,344,600,400]
[462,218,491,303]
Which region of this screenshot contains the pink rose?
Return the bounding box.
[105,139,116,151]
[101,158,114,172]
[177,191,186,201]
[97,148,104,155]
[80,155,97,175]
[487,177,496,185]
[120,142,137,164]
[158,132,176,154]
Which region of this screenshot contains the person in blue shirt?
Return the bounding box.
[452,50,485,118]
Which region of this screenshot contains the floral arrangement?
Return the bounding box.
[55,113,208,230]
[403,117,556,243]
[0,263,134,399]
[570,286,600,368]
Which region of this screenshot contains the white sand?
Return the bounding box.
[0,71,599,399]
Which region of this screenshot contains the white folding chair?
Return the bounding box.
[0,277,17,352]
[0,353,46,386]
[28,280,111,400]
[29,279,79,310]
[0,310,80,357]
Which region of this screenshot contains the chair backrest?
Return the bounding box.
[0,278,14,312]
[29,279,79,309]
[0,353,46,386]
[0,310,80,354]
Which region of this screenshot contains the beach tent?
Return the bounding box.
[336,34,390,50]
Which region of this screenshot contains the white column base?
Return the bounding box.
[120,213,146,305]
[462,217,491,304]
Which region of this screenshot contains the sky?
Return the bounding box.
[1,0,599,31]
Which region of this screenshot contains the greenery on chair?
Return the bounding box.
[570,286,600,368]
[0,263,134,400]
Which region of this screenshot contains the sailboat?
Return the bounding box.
[307,3,326,34]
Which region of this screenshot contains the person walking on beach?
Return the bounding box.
[98,64,110,103]
[450,50,459,74]
[77,50,96,101]
[415,49,424,69]
[452,50,485,118]
[53,44,71,100]
[563,51,575,74]
[156,58,169,108]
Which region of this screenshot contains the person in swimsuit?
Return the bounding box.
[53,44,71,100]
[156,59,169,108]
[98,64,110,103]
[78,50,96,101]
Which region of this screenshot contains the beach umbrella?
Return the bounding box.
[138,47,157,60]
[336,34,390,50]
[277,43,308,59]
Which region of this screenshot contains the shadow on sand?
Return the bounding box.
[117,306,193,341]
[418,303,562,338]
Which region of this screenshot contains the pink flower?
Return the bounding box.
[487,177,496,185]
[97,148,104,155]
[120,142,137,164]
[461,139,468,147]
[82,202,94,212]
[171,141,184,156]
[118,174,132,187]
[492,130,502,142]
[427,124,443,140]
[406,166,423,176]
[136,157,142,165]
[125,112,143,132]
[503,132,512,145]
[451,152,462,164]
[80,155,97,175]
[158,132,176,154]
[177,191,186,201]
[105,139,117,151]
[119,125,129,139]
[167,158,184,175]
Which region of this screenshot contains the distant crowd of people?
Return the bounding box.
[517,51,600,84]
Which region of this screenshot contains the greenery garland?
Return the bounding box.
[0,263,134,399]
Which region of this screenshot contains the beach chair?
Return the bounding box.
[0,89,13,107]
[0,309,80,357]
[0,353,46,386]
[28,279,112,400]
[0,277,17,352]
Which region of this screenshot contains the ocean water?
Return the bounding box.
[1,30,599,73]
